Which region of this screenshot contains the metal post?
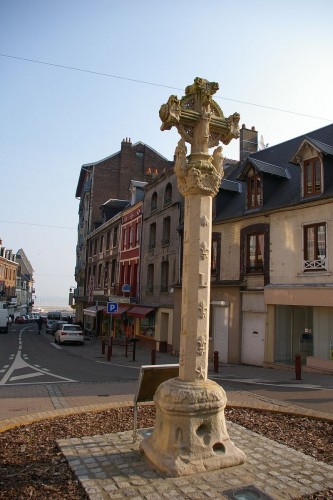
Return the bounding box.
[132,339,137,361]
[213,351,219,373]
[102,337,105,354]
[107,339,112,361]
[151,349,156,365]
[295,354,302,380]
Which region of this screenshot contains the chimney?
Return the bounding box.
[240,124,258,161]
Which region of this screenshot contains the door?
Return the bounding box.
[212,304,229,363]
[241,312,265,366]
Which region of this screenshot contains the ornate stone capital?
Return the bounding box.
[174,139,224,197]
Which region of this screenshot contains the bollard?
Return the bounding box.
[151,348,156,365]
[107,343,112,361]
[213,351,219,373]
[101,338,105,355]
[295,354,302,380]
[125,337,128,358]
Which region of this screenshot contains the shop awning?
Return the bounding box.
[127,306,156,318]
[83,305,106,317]
[109,304,134,317]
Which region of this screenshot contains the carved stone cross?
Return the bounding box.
[140,78,245,476]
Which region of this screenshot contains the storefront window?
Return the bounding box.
[140,314,155,337]
[274,305,313,365]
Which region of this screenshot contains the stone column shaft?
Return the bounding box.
[180,194,211,382]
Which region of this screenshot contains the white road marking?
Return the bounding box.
[211,376,327,390]
[95,361,140,370]
[51,343,62,350]
[10,372,44,381]
[0,330,77,385]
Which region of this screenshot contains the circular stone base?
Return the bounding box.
[140,378,246,476]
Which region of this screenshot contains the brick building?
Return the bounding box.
[74,139,173,322]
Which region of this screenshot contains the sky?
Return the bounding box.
[1,0,333,307]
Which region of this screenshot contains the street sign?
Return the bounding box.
[107,302,118,314]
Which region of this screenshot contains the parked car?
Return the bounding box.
[54,324,84,345]
[46,319,58,334]
[0,308,9,333]
[15,316,27,324]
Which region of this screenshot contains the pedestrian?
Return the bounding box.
[37,315,43,335]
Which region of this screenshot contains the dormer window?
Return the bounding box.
[304,157,321,197]
[247,168,262,209]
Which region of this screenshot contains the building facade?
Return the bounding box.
[140,169,184,352]
[213,123,333,373]
[74,139,173,322]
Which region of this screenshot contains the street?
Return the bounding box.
[1,323,333,422]
[0,323,141,386]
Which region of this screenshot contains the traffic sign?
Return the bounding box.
[107,302,118,314]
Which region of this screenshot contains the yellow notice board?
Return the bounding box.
[330,341,333,360]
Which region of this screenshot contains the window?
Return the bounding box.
[111,259,117,285]
[136,222,141,244]
[164,183,172,205]
[162,216,171,246]
[151,192,158,212]
[99,235,104,253]
[122,228,127,250]
[98,264,102,287]
[161,260,169,292]
[149,223,156,249]
[303,158,321,197]
[247,168,262,209]
[93,239,97,255]
[211,232,221,278]
[104,262,109,288]
[113,226,118,247]
[303,223,326,271]
[147,264,154,293]
[246,233,264,273]
[129,226,133,247]
[106,231,111,249]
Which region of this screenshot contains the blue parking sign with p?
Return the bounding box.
[107,302,118,314]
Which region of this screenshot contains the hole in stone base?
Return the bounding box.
[196,421,211,437]
[213,442,225,454]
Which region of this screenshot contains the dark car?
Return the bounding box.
[46,319,58,334]
[15,316,27,324]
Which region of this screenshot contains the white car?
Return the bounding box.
[54,324,84,345]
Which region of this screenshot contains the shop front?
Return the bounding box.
[83,304,106,337]
[108,304,134,341]
[265,286,333,373]
[126,306,157,349]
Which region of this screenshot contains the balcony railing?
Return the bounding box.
[303,258,327,271]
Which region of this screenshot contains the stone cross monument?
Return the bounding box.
[140,77,246,476]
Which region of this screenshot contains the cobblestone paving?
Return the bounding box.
[58,422,333,500]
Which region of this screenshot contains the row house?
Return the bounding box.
[139,169,184,352]
[83,201,127,337]
[0,239,18,306]
[0,242,35,316]
[74,138,173,323]
[82,181,147,339]
[212,123,333,373]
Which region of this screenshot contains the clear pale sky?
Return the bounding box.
[1,0,333,307]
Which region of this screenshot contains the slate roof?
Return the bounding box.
[238,158,290,179]
[214,123,333,222]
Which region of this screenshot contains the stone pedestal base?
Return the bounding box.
[140,377,246,476]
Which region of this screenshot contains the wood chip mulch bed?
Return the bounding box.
[0,406,332,499]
